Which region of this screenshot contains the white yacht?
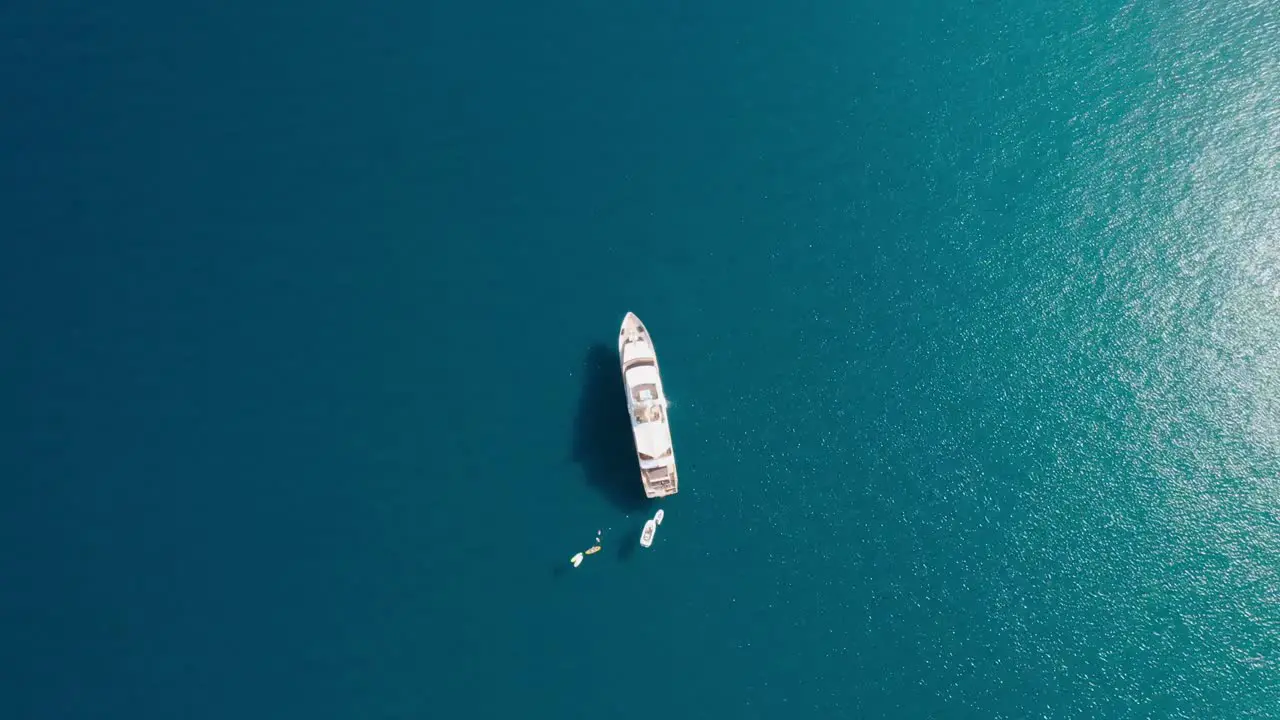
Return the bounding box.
[618,313,678,498]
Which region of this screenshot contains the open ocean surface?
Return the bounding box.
[3,0,1279,717]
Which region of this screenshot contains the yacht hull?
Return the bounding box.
[618,313,678,498]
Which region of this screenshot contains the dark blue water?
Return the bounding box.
[4,1,1279,717]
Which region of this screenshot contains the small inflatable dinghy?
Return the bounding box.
[640,519,656,548]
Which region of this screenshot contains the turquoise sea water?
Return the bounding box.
[3,0,1279,717]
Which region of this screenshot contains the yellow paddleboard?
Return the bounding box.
[584,545,602,555]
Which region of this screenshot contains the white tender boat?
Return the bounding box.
[654,509,665,526]
[618,313,678,498]
[640,519,657,548]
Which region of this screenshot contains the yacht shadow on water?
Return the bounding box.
[572,343,648,513]
[616,522,640,562]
